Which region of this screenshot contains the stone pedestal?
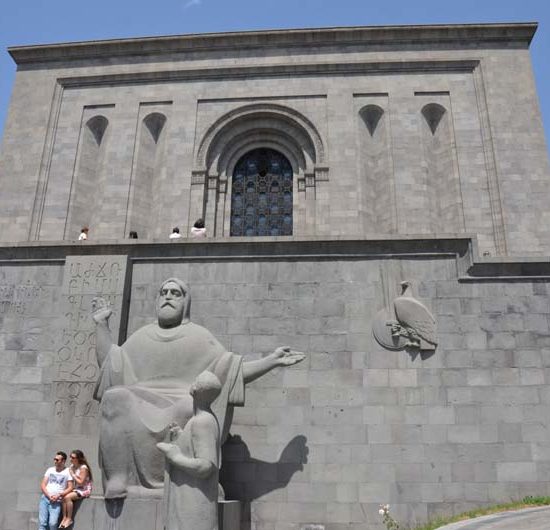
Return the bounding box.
[30,497,241,530]
[219,499,241,530]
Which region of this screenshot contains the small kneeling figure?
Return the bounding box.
[157,371,221,530]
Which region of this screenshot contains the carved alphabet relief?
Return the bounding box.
[54,256,127,432]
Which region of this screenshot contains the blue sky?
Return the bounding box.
[1,0,549,155]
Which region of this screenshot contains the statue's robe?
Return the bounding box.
[94,321,244,491]
[165,413,220,530]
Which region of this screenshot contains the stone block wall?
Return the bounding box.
[127,248,550,530]
[1,25,550,256]
[0,238,549,529]
[0,262,64,529]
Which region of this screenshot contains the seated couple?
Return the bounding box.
[39,450,92,530]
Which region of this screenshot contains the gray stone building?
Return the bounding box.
[0,23,549,530]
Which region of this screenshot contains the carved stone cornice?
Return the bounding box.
[9,23,536,64]
[51,60,480,91]
[314,166,329,182]
[207,175,218,190]
[191,171,206,186]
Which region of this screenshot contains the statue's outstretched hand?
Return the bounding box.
[273,346,306,366]
[92,297,112,324]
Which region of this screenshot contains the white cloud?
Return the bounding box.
[184,0,202,8]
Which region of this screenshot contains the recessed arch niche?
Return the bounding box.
[190,103,328,237]
[420,102,465,233]
[358,103,396,233]
[125,112,168,238]
[65,115,109,239]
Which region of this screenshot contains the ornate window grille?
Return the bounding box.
[230,148,293,236]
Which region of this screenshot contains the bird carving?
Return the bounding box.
[388,280,437,351]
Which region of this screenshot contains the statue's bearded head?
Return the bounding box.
[156,278,191,328]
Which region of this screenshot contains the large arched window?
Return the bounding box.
[230,148,293,236]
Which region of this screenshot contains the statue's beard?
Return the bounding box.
[157,303,183,327]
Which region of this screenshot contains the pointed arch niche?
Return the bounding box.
[357,101,396,233]
[65,114,109,238]
[126,110,168,238]
[420,100,465,233]
[191,103,328,237]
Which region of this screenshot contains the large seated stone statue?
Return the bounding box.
[92,278,305,499]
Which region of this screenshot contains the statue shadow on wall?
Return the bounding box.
[407,349,436,362]
[220,433,309,529]
[96,435,308,529]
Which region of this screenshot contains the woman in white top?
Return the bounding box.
[78,227,89,241]
[190,218,207,239]
[169,227,182,239]
[59,450,93,528]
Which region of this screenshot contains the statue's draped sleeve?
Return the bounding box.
[226,353,245,406]
[93,344,137,401]
[209,351,244,407]
[208,352,244,448]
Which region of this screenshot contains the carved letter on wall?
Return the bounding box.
[54,255,128,433]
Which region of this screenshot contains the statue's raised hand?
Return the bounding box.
[156,441,180,463]
[168,422,183,441]
[273,346,306,366]
[92,297,112,324]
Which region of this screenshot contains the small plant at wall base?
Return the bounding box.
[379,504,400,530]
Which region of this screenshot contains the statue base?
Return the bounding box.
[30,496,241,530]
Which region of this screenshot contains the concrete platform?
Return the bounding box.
[436,506,550,530]
[29,497,241,530]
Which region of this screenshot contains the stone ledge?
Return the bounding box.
[29,497,241,530]
[0,234,472,262]
[55,59,479,88]
[2,235,550,279]
[8,23,537,65]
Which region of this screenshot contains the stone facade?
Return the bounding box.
[0,23,550,530]
[0,238,550,530]
[0,24,549,255]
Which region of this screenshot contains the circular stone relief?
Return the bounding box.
[372,308,408,351]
